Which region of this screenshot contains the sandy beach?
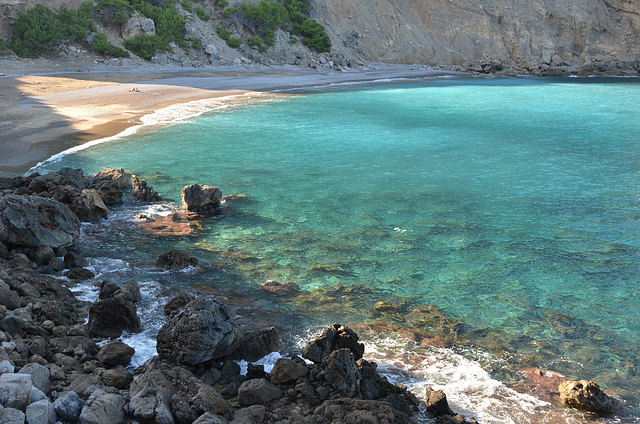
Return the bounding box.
[0,59,461,175]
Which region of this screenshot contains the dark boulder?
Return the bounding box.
[64,268,96,281]
[231,327,280,362]
[96,340,135,367]
[181,184,222,212]
[302,323,364,364]
[87,298,142,339]
[156,298,242,365]
[0,195,81,248]
[424,386,454,417]
[237,378,282,406]
[64,252,89,269]
[270,357,308,385]
[53,391,85,424]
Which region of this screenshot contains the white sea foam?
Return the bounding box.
[29,91,275,173]
[364,336,552,424]
[237,351,284,375]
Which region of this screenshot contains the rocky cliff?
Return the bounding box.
[1,0,639,74]
[313,0,640,74]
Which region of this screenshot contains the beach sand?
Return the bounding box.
[0,60,461,175]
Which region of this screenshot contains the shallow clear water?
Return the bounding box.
[38,77,640,422]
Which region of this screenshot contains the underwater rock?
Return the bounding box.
[559,380,618,415]
[138,212,202,237]
[260,280,300,296]
[156,249,199,270]
[181,184,222,212]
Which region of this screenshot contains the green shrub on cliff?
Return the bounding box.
[220,0,330,52]
[0,37,10,55]
[195,6,210,21]
[123,34,167,59]
[11,3,94,58]
[92,33,130,57]
[97,0,134,24]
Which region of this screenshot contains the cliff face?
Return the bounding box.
[1,0,638,73]
[312,0,640,72]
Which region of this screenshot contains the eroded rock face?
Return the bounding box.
[559,380,618,415]
[66,189,109,222]
[302,323,364,364]
[156,298,243,365]
[181,184,222,212]
[0,195,81,248]
[131,175,163,202]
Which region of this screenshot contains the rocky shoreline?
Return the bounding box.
[0,167,620,423]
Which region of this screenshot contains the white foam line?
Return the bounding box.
[29,91,274,173]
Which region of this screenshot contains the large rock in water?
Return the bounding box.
[88,297,142,338]
[181,184,222,212]
[131,175,163,202]
[559,380,618,415]
[0,194,81,248]
[156,298,243,365]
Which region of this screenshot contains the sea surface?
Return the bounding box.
[35,76,640,423]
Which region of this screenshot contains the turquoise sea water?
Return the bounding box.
[38,77,640,422]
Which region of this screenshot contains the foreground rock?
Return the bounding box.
[156,298,243,365]
[181,184,223,212]
[0,194,81,248]
[559,380,618,415]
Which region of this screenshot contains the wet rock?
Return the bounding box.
[156,249,198,270]
[0,195,81,248]
[164,293,196,317]
[302,323,364,364]
[87,298,142,339]
[325,348,361,397]
[64,252,89,269]
[78,389,125,424]
[156,298,242,365]
[0,408,26,424]
[53,390,85,423]
[181,184,222,212]
[270,358,308,385]
[131,175,163,202]
[237,378,282,406]
[98,280,120,299]
[231,327,280,362]
[64,268,96,281]
[25,399,56,424]
[66,189,109,222]
[113,281,140,303]
[96,340,135,367]
[0,373,32,411]
[559,380,618,415]
[424,386,454,417]
[92,180,123,206]
[27,247,55,267]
